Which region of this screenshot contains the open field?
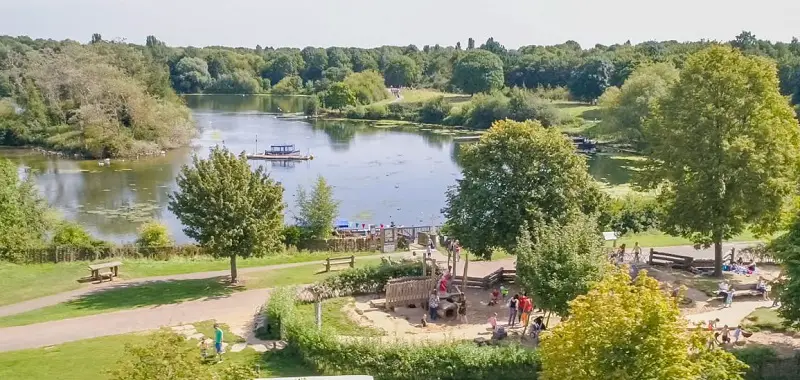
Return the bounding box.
[0,250,381,307]
[552,101,601,120]
[0,321,315,380]
[0,257,386,327]
[743,308,798,333]
[375,88,471,105]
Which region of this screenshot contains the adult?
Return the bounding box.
[508,294,519,327]
[632,242,642,263]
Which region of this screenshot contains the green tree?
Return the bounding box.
[52,221,96,247]
[539,269,747,380]
[515,215,607,317]
[91,33,102,44]
[569,57,613,101]
[351,50,378,72]
[442,120,603,258]
[206,70,262,94]
[451,49,504,94]
[507,88,561,127]
[383,55,421,87]
[301,47,328,81]
[641,46,800,277]
[768,218,800,327]
[295,175,339,239]
[169,146,284,283]
[136,221,173,247]
[171,57,211,94]
[0,158,52,261]
[343,70,389,104]
[271,75,303,95]
[323,82,357,110]
[304,95,320,116]
[598,62,679,150]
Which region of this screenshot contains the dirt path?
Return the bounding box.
[0,252,410,318]
[685,301,774,328]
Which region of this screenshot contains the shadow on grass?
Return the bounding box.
[66,277,239,312]
[255,349,318,378]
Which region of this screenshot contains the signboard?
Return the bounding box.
[382,228,397,253]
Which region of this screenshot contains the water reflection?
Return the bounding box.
[184,94,310,114]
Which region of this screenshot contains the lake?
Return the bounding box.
[1,95,635,244]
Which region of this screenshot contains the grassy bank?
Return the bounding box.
[0,256,387,327]
[743,308,798,333]
[295,297,384,337]
[0,250,382,307]
[0,321,315,380]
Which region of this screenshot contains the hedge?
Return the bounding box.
[266,287,540,380]
[311,259,432,297]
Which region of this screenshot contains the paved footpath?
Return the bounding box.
[0,251,411,318]
[686,300,774,328]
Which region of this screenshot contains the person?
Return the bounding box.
[707,318,720,331]
[500,285,509,301]
[508,294,519,327]
[426,242,432,258]
[454,241,461,263]
[718,281,730,300]
[213,323,224,362]
[530,316,544,344]
[200,339,211,361]
[489,288,501,306]
[632,242,642,263]
[756,277,768,300]
[428,240,435,258]
[725,289,734,308]
[421,312,428,327]
[428,290,439,321]
[733,325,742,343]
[617,244,627,264]
[488,312,498,331]
[721,325,731,344]
[520,293,533,326]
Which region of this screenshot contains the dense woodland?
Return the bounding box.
[2,32,800,157]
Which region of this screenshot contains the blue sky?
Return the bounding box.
[2,0,799,48]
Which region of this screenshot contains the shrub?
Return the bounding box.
[281,225,304,248]
[418,96,452,124]
[344,105,366,119]
[136,221,172,247]
[599,194,662,236]
[267,286,541,380]
[311,260,426,297]
[343,70,390,105]
[272,75,303,95]
[732,346,780,379]
[304,95,320,116]
[532,85,571,101]
[387,102,420,121]
[465,92,509,129]
[442,106,467,126]
[364,104,389,119]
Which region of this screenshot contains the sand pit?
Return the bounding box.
[344,286,561,343]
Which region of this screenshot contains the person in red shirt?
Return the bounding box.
[519,293,533,327]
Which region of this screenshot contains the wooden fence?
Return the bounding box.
[384,276,438,310]
[455,267,517,289]
[299,237,379,252]
[3,245,208,264]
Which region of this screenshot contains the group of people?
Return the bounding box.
[707,318,747,346]
[389,87,402,98]
[610,242,643,265]
[444,238,462,263]
[486,290,545,342]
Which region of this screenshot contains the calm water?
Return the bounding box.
[1,95,633,244]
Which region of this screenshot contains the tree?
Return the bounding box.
[271,75,303,95]
[206,70,262,94]
[295,175,339,239]
[171,57,211,94]
[768,217,800,327]
[0,158,52,261]
[326,47,352,69]
[323,82,357,110]
[343,70,389,104]
[301,47,328,81]
[539,269,747,380]
[515,215,607,317]
[91,33,102,44]
[641,46,800,277]
[507,88,561,127]
[262,52,298,84]
[136,221,173,247]
[351,50,378,72]
[442,120,603,258]
[109,330,255,380]
[52,222,97,247]
[598,62,679,150]
[569,57,613,101]
[467,38,475,50]
[451,50,504,94]
[383,55,421,87]
[169,146,284,283]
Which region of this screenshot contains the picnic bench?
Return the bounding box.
[649,249,694,270]
[88,261,122,282]
[715,283,767,300]
[323,255,355,273]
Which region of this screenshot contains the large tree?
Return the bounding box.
[451,49,504,94]
[295,175,340,239]
[598,62,679,150]
[171,57,211,94]
[442,119,603,258]
[641,46,800,277]
[169,146,284,283]
[769,217,800,327]
[0,158,53,261]
[539,269,747,380]
[382,55,421,87]
[515,215,607,317]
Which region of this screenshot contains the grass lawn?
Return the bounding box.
[375,88,469,105]
[295,297,384,337]
[0,321,315,380]
[552,101,601,119]
[612,230,765,248]
[0,257,386,327]
[0,250,381,307]
[743,307,797,333]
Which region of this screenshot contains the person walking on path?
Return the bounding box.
[428,290,439,321]
[632,242,642,263]
[508,294,519,327]
[213,323,224,363]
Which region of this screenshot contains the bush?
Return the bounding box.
[465,92,509,129]
[272,75,303,95]
[387,102,421,121]
[281,225,304,248]
[732,346,781,380]
[343,70,390,105]
[304,96,320,116]
[266,286,541,380]
[532,85,571,101]
[443,106,467,126]
[136,221,172,247]
[364,104,389,119]
[418,96,452,124]
[312,260,426,297]
[507,88,562,127]
[599,194,662,236]
[344,105,366,119]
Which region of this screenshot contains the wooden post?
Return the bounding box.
[349,255,355,268]
[648,248,654,265]
[325,258,331,273]
[315,301,322,330]
[422,256,427,277]
[461,255,469,291]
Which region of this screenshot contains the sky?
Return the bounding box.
[2,0,800,49]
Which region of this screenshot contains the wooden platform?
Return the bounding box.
[246,153,313,161]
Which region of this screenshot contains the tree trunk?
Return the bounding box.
[230,255,239,283]
[713,240,723,278]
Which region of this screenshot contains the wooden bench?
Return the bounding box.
[716,283,767,299]
[649,249,694,269]
[323,255,355,273]
[88,261,122,282]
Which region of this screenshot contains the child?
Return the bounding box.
[213,323,224,362]
[488,312,498,331]
[733,325,742,343]
[725,290,734,308]
[721,325,731,344]
[421,312,428,327]
[200,339,211,361]
[500,285,509,301]
[489,288,501,306]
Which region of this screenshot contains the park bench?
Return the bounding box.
[323,255,355,273]
[88,261,122,282]
[715,283,766,300]
[648,249,694,270]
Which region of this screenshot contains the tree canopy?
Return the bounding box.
[515,215,607,316]
[383,55,421,87]
[442,119,603,258]
[451,49,504,94]
[0,158,53,261]
[169,146,284,282]
[640,46,800,276]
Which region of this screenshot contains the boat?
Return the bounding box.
[570,136,597,155]
[246,144,313,161]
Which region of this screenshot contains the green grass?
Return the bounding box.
[0,257,385,327]
[375,88,469,105]
[0,321,315,380]
[742,307,797,333]
[295,297,384,337]
[552,101,600,119]
[611,230,764,248]
[0,250,380,306]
